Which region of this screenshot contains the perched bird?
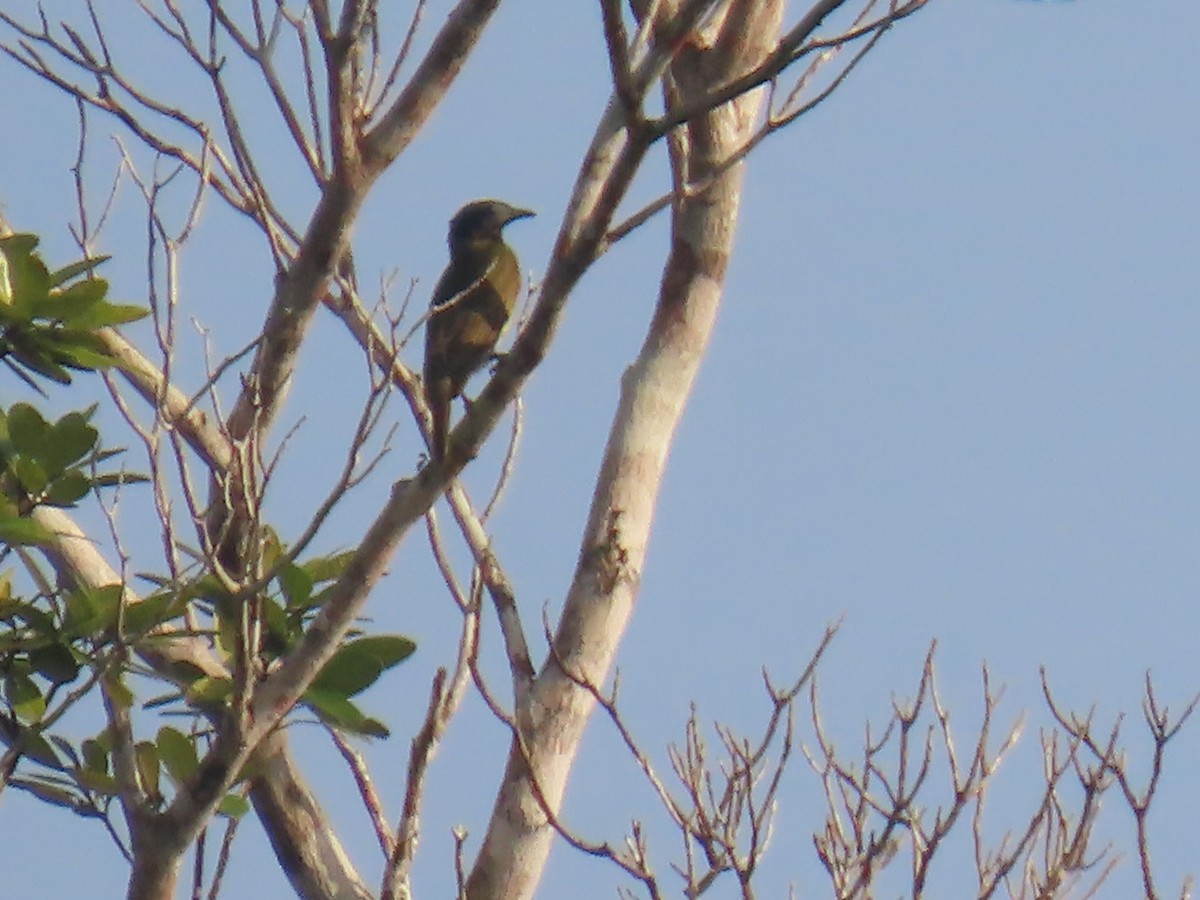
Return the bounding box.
[423,199,534,459]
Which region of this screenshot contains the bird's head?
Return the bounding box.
[448,199,535,251]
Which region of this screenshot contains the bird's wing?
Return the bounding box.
[425,254,506,386]
[429,255,497,312]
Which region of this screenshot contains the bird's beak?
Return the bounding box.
[500,205,535,225]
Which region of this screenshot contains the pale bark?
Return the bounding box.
[106,3,511,894]
[464,3,786,897]
[30,505,370,900]
[0,3,939,897]
[250,731,372,900]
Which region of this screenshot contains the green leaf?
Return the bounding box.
[44,411,99,473]
[6,403,49,456]
[0,636,31,655]
[310,635,417,698]
[234,754,266,785]
[278,560,313,609]
[102,673,134,710]
[217,793,251,818]
[156,726,198,785]
[81,738,108,775]
[48,735,80,769]
[259,526,283,569]
[89,445,124,464]
[302,688,389,738]
[11,455,48,494]
[6,344,73,384]
[67,301,148,329]
[186,675,233,706]
[5,671,46,721]
[295,585,333,615]
[74,766,118,796]
[42,471,92,507]
[15,604,55,636]
[29,642,80,685]
[0,244,12,305]
[27,734,66,770]
[48,254,110,288]
[258,596,294,658]
[0,722,64,770]
[1,404,97,484]
[90,726,114,753]
[348,635,417,687]
[357,715,388,738]
[193,574,234,608]
[311,645,383,698]
[63,584,121,637]
[1,238,50,310]
[12,607,54,643]
[122,591,183,636]
[358,634,417,667]
[45,336,118,371]
[0,233,40,259]
[213,610,237,658]
[262,595,290,635]
[92,471,151,489]
[11,777,84,812]
[135,740,160,798]
[0,516,54,547]
[63,587,98,637]
[303,550,356,584]
[49,277,109,320]
[142,689,184,710]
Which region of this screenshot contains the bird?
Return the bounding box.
[423,199,534,459]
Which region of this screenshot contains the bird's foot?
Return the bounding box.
[488,351,510,374]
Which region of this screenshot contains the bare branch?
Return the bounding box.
[329,728,393,859]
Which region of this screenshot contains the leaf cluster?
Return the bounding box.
[0,403,147,546]
[2,540,416,827]
[167,536,417,739]
[0,235,415,832]
[0,233,146,390]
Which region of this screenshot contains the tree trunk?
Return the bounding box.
[126,819,184,900]
[465,4,785,896]
[250,732,373,900]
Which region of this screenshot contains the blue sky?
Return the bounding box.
[2,0,1199,897]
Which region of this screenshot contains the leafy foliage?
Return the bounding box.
[0,234,415,836]
[2,542,416,822]
[0,235,151,546]
[0,403,149,546]
[0,233,146,391]
[173,536,415,738]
